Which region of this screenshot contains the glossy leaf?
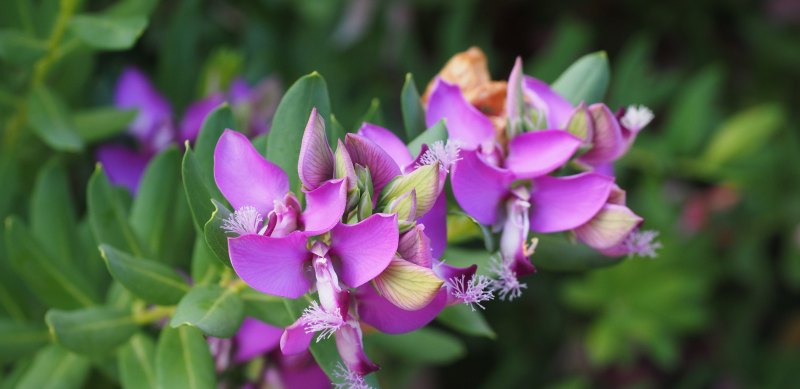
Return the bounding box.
[5,217,99,309]
[16,345,90,389]
[30,158,81,268]
[436,304,496,338]
[0,320,50,362]
[194,103,236,185]
[366,328,465,364]
[73,106,136,142]
[69,14,148,50]
[407,119,447,157]
[703,103,785,166]
[155,326,216,389]
[0,29,47,63]
[552,51,610,105]
[401,73,426,141]
[241,287,294,327]
[267,72,331,191]
[182,146,223,231]
[190,236,224,286]
[46,307,137,356]
[171,284,244,338]
[203,199,232,266]
[88,166,147,257]
[27,86,83,152]
[100,244,190,305]
[118,333,157,389]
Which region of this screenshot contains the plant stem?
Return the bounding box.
[133,305,176,325]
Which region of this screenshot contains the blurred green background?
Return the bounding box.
[3,0,800,388]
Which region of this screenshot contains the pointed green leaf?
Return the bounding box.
[407,119,447,157]
[182,146,224,232]
[703,103,785,166]
[171,284,244,338]
[16,345,90,389]
[118,333,157,389]
[241,288,293,327]
[0,320,50,362]
[5,217,98,309]
[379,164,440,218]
[0,29,47,64]
[401,73,426,141]
[190,236,224,286]
[366,328,465,364]
[155,326,216,389]
[27,86,83,152]
[30,158,81,268]
[130,147,193,265]
[46,307,137,356]
[100,244,190,305]
[88,166,147,257]
[203,199,232,266]
[552,51,610,105]
[194,103,236,184]
[267,72,331,192]
[436,304,496,338]
[69,14,148,50]
[359,98,384,126]
[73,106,136,142]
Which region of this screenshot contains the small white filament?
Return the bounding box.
[301,301,344,342]
[621,105,654,131]
[221,206,263,236]
[448,274,494,311]
[417,140,461,172]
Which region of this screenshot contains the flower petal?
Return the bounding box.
[228,231,311,298]
[334,321,379,376]
[329,213,399,288]
[426,78,495,150]
[433,260,477,284]
[417,193,447,258]
[298,108,335,190]
[234,318,283,363]
[574,204,642,250]
[214,129,289,215]
[301,178,347,235]
[397,225,433,268]
[451,149,512,225]
[529,173,614,233]
[523,76,574,128]
[378,164,441,219]
[280,319,314,355]
[114,67,173,148]
[356,285,447,334]
[505,129,582,179]
[372,257,443,310]
[344,133,402,194]
[357,123,413,168]
[96,145,151,194]
[578,104,624,166]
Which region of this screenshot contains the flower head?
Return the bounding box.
[221,206,263,236]
[489,255,527,301]
[620,104,654,132]
[301,301,345,342]
[448,274,494,311]
[417,140,461,172]
[333,363,372,389]
[624,229,662,258]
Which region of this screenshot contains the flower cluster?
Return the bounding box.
[213,48,660,386]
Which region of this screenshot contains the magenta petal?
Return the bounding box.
[505,129,582,179]
[280,319,314,355]
[298,108,335,190]
[530,173,615,233]
[433,260,477,284]
[356,285,447,334]
[214,129,290,215]
[277,353,330,389]
[228,232,311,298]
[301,178,347,235]
[233,318,283,363]
[334,322,379,376]
[417,193,447,258]
[578,104,624,166]
[397,225,433,268]
[96,145,151,194]
[114,67,173,147]
[344,133,402,194]
[357,123,413,168]
[523,76,574,128]
[451,149,512,225]
[179,94,225,143]
[425,78,495,150]
[329,214,399,288]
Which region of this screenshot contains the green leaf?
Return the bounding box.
[552,51,610,105]
[241,288,293,327]
[4,217,98,309]
[30,158,80,268]
[663,66,723,155]
[401,73,427,141]
[100,244,190,305]
[407,119,447,157]
[194,103,236,183]
[182,147,222,231]
[0,29,47,63]
[69,14,148,50]
[16,345,90,389]
[359,98,384,126]
[88,166,147,257]
[73,106,136,142]
[27,86,83,152]
[130,147,193,265]
[190,236,224,286]
[46,307,137,356]
[203,199,232,266]
[436,304,496,338]
[118,333,157,389]
[703,104,785,166]
[171,285,244,338]
[155,326,216,389]
[534,235,623,271]
[267,72,331,192]
[0,320,50,362]
[367,328,466,364]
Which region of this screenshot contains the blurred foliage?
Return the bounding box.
[2,0,800,388]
